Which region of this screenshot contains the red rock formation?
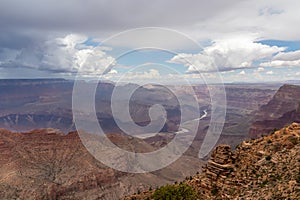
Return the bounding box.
[249,84,300,138]
[0,128,204,199]
[125,123,300,200]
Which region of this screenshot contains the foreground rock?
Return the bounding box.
[125,123,300,199]
[0,129,203,199]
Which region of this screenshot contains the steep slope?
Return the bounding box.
[249,84,300,138]
[125,123,300,200]
[221,85,276,139]
[192,122,300,199]
[0,129,203,199]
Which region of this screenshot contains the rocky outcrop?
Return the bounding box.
[0,129,125,199]
[194,122,300,199]
[126,123,300,200]
[200,145,234,189]
[0,128,204,199]
[249,84,300,138]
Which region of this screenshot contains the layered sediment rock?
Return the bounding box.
[0,128,204,199]
[126,123,300,200]
[192,123,300,199]
[249,84,300,138]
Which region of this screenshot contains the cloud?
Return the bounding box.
[1,1,299,52]
[168,53,214,73]
[0,0,239,33]
[104,68,161,83]
[108,69,118,74]
[259,7,284,16]
[103,28,200,50]
[257,67,265,72]
[168,37,284,73]
[239,70,246,75]
[0,0,300,80]
[0,34,116,76]
[266,70,274,75]
[124,69,161,80]
[187,0,300,41]
[0,1,299,46]
[260,60,300,67]
[274,50,300,61]
[260,50,300,68]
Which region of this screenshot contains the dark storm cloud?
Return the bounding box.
[0,31,39,49]
[0,0,239,32]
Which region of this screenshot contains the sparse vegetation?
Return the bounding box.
[211,184,219,196]
[288,136,298,145]
[297,172,300,184]
[152,183,197,200]
[270,128,278,134]
[265,155,272,161]
[124,123,300,200]
[267,139,272,144]
[260,180,268,187]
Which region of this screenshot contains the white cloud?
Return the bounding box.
[104,68,161,83]
[1,34,116,76]
[260,60,300,67]
[125,69,160,79]
[257,67,265,72]
[260,50,300,68]
[266,70,274,75]
[108,69,118,74]
[239,70,246,75]
[168,36,284,73]
[273,50,300,61]
[168,53,214,73]
[44,34,116,76]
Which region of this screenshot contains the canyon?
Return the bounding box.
[1,79,299,199]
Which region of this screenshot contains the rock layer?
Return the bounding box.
[126,123,300,199]
[249,84,300,138]
[0,129,203,199]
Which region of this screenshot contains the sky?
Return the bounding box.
[0,0,300,83]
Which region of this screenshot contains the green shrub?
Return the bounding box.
[267,139,272,144]
[296,175,300,184]
[152,183,197,200]
[270,128,277,134]
[260,180,268,187]
[288,136,298,145]
[211,184,219,196]
[265,155,272,161]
